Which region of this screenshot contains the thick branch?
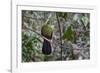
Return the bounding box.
[56,13,63,60]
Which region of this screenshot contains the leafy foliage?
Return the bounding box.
[22,10,90,62]
[62,26,74,41]
[56,12,68,20]
[22,32,43,62]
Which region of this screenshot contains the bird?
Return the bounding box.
[41,24,54,55]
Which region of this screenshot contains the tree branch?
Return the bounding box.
[56,12,63,60]
[23,22,52,43]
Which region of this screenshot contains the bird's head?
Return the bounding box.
[41,24,54,39]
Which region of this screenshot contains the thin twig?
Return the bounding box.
[44,13,52,25]
[23,22,52,43]
[23,15,44,20]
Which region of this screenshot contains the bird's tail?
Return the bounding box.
[42,39,52,55]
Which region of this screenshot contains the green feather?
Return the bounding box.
[41,24,53,39]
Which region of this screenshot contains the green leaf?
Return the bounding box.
[56,12,67,20]
[81,16,89,27]
[62,26,74,41]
